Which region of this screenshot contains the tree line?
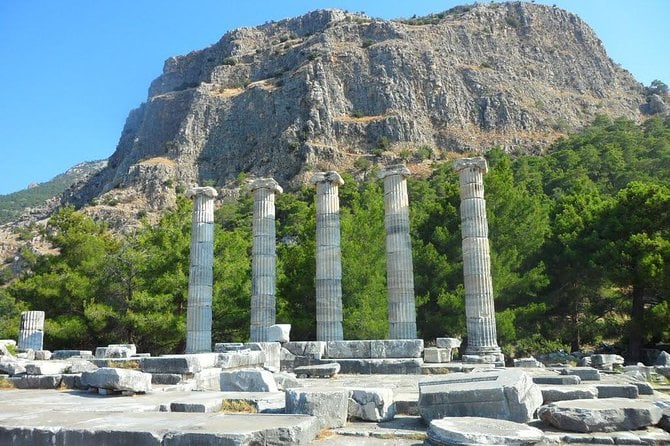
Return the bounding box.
[1,115,669,362]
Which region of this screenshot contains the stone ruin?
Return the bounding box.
[3,158,670,444]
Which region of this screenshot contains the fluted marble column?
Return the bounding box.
[250,178,283,342]
[18,310,45,351]
[185,186,218,353]
[380,164,417,339]
[311,171,344,341]
[453,157,504,364]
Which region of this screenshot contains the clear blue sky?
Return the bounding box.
[0,1,667,195]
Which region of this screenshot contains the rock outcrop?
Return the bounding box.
[66,2,644,214]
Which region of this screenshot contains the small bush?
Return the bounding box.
[416,145,433,161]
[222,57,237,66]
[377,136,391,150]
[505,16,520,28]
[361,39,374,49]
[354,157,372,171]
[350,110,365,118]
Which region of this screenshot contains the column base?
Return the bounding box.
[462,347,505,366]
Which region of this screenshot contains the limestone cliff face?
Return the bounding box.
[70,3,645,208]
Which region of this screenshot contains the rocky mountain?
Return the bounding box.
[65,2,650,217]
[0,160,107,225]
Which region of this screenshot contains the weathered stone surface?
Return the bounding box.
[533,375,581,385]
[380,164,417,339]
[141,353,219,374]
[60,373,85,389]
[286,388,349,429]
[348,388,396,422]
[336,358,423,375]
[294,362,340,378]
[18,310,44,351]
[455,158,504,365]
[217,350,265,370]
[371,339,424,359]
[324,339,423,359]
[424,347,452,363]
[249,178,282,343]
[283,341,325,359]
[185,186,217,353]
[427,416,545,446]
[514,356,545,368]
[33,350,51,361]
[624,364,655,381]
[244,342,280,371]
[655,351,670,366]
[0,411,321,446]
[0,357,25,376]
[540,385,598,404]
[436,338,461,349]
[193,368,222,391]
[10,374,62,389]
[538,398,662,433]
[273,371,302,390]
[81,367,152,393]
[51,350,93,360]
[151,373,182,385]
[560,366,601,381]
[219,368,278,392]
[312,171,344,342]
[595,384,639,399]
[105,345,134,358]
[419,369,542,423]
[24,360,70,375]
[267,324,291,343]
[213,342,248,352]
[591,354,624,369]
[67,359,99,374]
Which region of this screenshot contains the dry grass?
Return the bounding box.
[212,87,244,98]
[335,114,386,124]
[220,399,257,413]
[0,377,14,390]
[104,359,141,370]
[314,429,336,440]
[140,157,177,167]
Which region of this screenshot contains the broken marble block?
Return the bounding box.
[0,356,26,376]
[219,368,278,392]
[267,324,291,343]
[435,337,461,349]
[590,354,624,369]
[294,362,340,378]
[286,388,349,429]
[538,398,662,433]
[514,356,545,368]
[419,369,542,423]
[424,347,452,363]
[348,388,396,422]
[428,416,545,446]
[81,367,152,394]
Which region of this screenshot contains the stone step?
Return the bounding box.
[0,410,320,445]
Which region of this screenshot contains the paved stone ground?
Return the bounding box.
[2,367,670,445]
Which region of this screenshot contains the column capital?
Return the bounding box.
[249,177,283,194]
[453,157,488,174]
[310,171,344,186]
[185,186,218,198]
[379,163,411,180]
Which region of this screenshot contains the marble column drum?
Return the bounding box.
[380,164,417,339]
[18,310,45,351]
[453,157,504,364]
[185,186,218,353]
[311,171,345,341]
[249,178,283,342]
